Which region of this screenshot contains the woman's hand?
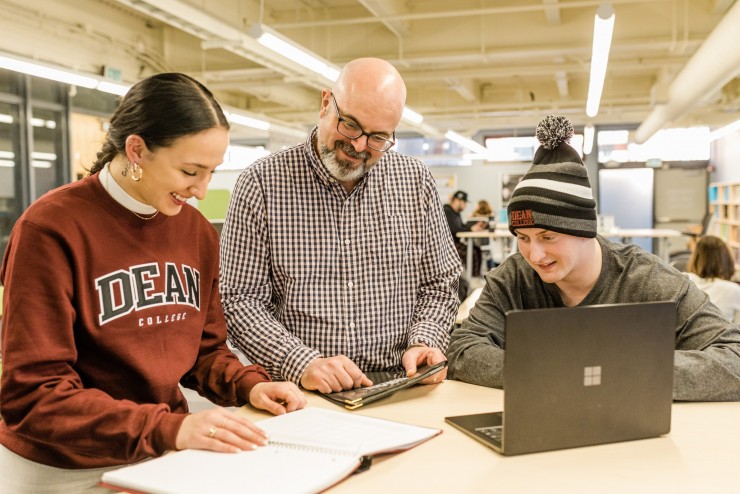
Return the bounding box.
[249,381,307,415]
[175,407,268,453]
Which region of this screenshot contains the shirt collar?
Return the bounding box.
[99,164,158,215]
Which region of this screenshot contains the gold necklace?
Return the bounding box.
[106,164,160,221]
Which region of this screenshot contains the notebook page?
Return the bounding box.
[257,407,440,456]
[101,447,359,494]
[101,408,440,493]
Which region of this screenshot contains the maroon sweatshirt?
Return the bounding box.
[0,174,269,468]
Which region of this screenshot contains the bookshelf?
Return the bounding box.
[708,181,740,262]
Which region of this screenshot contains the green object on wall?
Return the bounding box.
[197,189,231,222]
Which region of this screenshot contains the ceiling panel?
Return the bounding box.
[1,0,738,142]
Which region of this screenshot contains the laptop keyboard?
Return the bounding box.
[476,425,503,442]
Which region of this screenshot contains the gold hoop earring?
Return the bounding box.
[131,162,143,181]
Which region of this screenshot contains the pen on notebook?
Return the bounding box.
[354,456,373,474]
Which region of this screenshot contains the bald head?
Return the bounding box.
[332,58,407,128]
[315,58,407,189]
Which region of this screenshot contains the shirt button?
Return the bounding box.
[344,239,351,245]
[347,281,354,288]
[349,322,356,329]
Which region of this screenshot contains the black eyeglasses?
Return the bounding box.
[330,94,395,152]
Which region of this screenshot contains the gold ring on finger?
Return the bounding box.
[208,426,218,438]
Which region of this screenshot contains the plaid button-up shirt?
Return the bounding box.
[220,128,461,384]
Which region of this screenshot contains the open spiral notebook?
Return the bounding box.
[100,407,440,494]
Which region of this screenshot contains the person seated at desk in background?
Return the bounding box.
[685,235,740,323]
[444,191,488,280]
[468,199,493,222]
[446,115,740,402]
[219,58,461,395]
[466,199,498,271]
[0,73,305,494]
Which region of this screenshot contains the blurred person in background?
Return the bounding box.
[686,235,740,323]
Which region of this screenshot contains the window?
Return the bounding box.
[598,127,710,163]
[484,134,584,162]
[0,102,20,259]
[30,107,64,201]
[395,137,469,166]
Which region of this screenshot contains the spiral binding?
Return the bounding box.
[267,439,360,459]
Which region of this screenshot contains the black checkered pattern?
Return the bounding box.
[220,128,461,384]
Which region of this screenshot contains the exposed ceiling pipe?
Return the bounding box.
[111,0,330,88]
[110,0,438,138]
[555,71,570,97]
[711,0,735,14]
[445,78,477,103]
[207,81,317,109]
[635,0,740,143]
[357,0,409,37]
[357,0,410,68]
[271,0,663,29]
[542,0,563,25]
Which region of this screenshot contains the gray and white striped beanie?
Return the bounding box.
[507,115,597,238]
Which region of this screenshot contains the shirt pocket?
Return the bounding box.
[369,214,421,290]
[369,213,412,267]
[367,214,420,329]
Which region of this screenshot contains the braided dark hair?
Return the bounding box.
[89,73,229,174]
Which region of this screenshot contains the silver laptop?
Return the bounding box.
[446,301,676,456]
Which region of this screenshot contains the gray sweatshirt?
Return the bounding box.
[447,236,740,401]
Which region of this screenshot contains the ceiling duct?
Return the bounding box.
[635,0,740,143]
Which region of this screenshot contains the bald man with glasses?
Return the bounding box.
[220,58,461,394]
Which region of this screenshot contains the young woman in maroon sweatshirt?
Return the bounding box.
[0,73,306,493]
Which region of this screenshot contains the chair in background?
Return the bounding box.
[669,212,713,270]
[669,251,693,272]
[681,211,713,248]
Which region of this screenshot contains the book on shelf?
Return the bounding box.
[317,360,447,410]
[100,407,441,494]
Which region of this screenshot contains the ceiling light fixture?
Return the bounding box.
[248,25,430,134]
[445,130,489,155]
[0,51,131,95]
[224,111,271,131]
[583,125,595,154]
[0,53,98,89]
[250,24,340,83]
[402,107,424,124]
[96,80,131,96]
[586,3,615,118]
[0,50,312,141]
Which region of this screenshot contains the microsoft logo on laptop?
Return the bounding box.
[584,366,602,386]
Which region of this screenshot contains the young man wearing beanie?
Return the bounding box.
[447,115,740,401]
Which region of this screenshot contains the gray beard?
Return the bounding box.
[317,132,372,183]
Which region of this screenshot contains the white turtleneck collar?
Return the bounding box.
[98,164,158,215]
